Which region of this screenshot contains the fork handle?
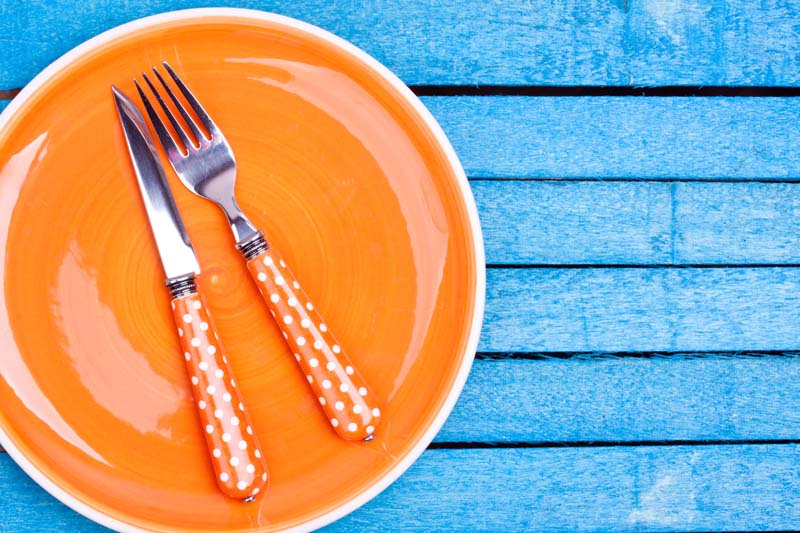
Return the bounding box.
[246,248,381,441]
[169,282,268,500]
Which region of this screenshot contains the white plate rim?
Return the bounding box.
[0,7,486,533]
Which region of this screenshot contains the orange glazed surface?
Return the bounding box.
[0,13,480,533]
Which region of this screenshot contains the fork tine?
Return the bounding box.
[134,79,183,160]
[161,61,218,136]
[141,72,194,153]
[152,66,207,144]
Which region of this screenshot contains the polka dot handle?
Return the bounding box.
[172,291,268,501]
[247,248,381,441]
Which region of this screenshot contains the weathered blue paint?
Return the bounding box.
[423,96,800,179]
[5,445,800,532]
[1,1,800,89]
[475,181,800,265]
[482,267,800,352]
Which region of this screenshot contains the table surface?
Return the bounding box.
[3,1,800,531]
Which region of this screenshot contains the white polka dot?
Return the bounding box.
[220,472,229,482]
[283,315,293,325]
[270,293,279,303]
[279,259,286,268]
[326,361,336,371]
[246,426,253,435]
[231,379,236,388]
[255,449,262,458]
[319,324,328,332]
[191,338,201,347]
[294,353,301,361]
[332,344,341,354]
[183,314,192,323]
[366,425,375,434]
[231,416,239,426]
[215,369,224,379]
[207,385,216,394]
[314,340,323,350]
[301,318,310,328]
[252,487,260,495]
[184,352,191,361]
[288,297,298,307]
[238,440,247,450]
[309,358,319,367]
[331,418,339,427]
[372,407,381,417]
[205,424,214,434]
[307,375,314,383]
[359,387,367,396]
[263,256,273,266]
[319,397,326,405]
[335,401,344,410]
[296,336,306,346]
[347,422,357,432]
[212,448,221,457]
[230,457,239,467]
[353,404,363,414]
[346,366,354,375]
[191,376,199,385]
[306,302,314,311]
[222,433,231,442]
[262,472,267,481]
[237,481,247,491]
[274,275,285,285]
[257,272,267,282]
[339,383,349,393]
[178,328,183,337]
[199,400,206,409]
[200,321,209,331]
[193,300,202,310]
[214,409,223,419]
[199,361,208,371]
[207,345,216,355]
[322,379,331,389]
[246,463,255,474]
[293,281,300,289]
[223,392,231,402]
[239,402,244,410]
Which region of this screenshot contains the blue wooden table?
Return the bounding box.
[3,1,800,531]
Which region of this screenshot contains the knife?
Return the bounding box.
[112,86,267,502]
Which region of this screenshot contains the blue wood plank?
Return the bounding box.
[438,357,800,443]
[5,95,799,180]
[423,96,800,179]
[483,267,800,352]
[2,1,800,90]
[476,181,800,265]
[4,445,800,532]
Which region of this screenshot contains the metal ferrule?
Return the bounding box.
[166,275,197,298]
[237,233,269,260]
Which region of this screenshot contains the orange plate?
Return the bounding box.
[0,8,484,533]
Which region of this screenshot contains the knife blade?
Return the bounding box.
[112,85,199,282]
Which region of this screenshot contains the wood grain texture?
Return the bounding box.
[438,357,800,443]
[476,181,800,265]
[4,445,800,532]
[483,267,800,352]
[423,96,800,179]
[4,95,800,180]
[2,1,800,90]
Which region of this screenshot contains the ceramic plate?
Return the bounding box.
[0,8,484,532]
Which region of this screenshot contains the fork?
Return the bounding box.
[135,62,380,442]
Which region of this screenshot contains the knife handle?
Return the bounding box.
[245,247,381,441]
[170,282,268,500]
